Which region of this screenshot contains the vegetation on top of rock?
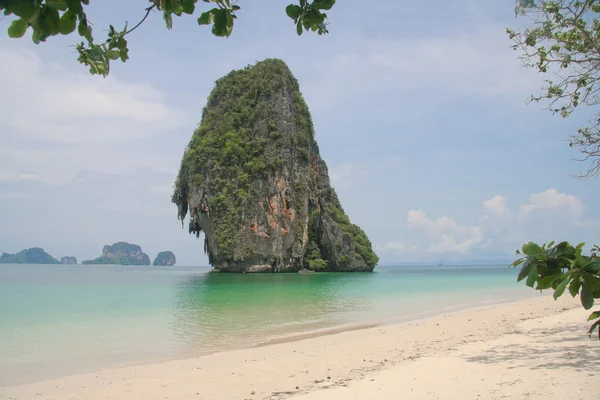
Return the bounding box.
[153,251,177,266]
[83,242,151,265]
[172,58,378,273]
[60,256,78,265]
[0,248,60,264]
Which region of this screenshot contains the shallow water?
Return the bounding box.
[0,264,534,386]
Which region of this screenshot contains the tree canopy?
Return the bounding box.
[511,241,600,339]
[1,0,336,76]
[508,0,600,177]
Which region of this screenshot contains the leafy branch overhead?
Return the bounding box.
[1,0,336,76]
[511,241,600,339]
[509,0,600,177]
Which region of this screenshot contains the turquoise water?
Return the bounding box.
[0,264,535,386]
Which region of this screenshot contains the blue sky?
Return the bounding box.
[0,0,598,265]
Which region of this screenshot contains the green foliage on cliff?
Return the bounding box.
[174,59,314,262]
[511,241,600,339]
[328,203,379,269]
[0,248,60,264]
[304,210,327,271]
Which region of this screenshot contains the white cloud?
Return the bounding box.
[518,189,583,220]
[301,24,542,110]
[378,189,596,260]
[376,241,419,255]
[428,234,483,254]
[0,46,187,143]
[0,45,192,186]
[407,210,483,254]
[483,195,510,216]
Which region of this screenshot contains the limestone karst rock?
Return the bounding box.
[172,59,378,273]
[153,251,176,266]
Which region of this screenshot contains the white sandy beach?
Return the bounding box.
[1,295,597,400]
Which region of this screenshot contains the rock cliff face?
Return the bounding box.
[60,256,78,265]
[172,59,378,273]
[83,242,151,265]
[153,251,176,266]
[0,248,60,264]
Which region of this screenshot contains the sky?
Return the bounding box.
[0,0,599,266]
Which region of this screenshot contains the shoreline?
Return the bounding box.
[0,288,537,387]
[2,294,597,399]
[253,292,539,348]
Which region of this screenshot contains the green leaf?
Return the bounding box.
[9,0,38,20]
[569,276,582,297]
[582,273,600,292]
[77,19,87,36]
[526,264,538,288]
[553,275,570,300]
[7,18,28,38]
[197,11,213,25]
[46,0,68,11]
[107,49,120,60]
[59,9,76,34]
[182,0,195,14]
[510,258,525,268]
[66,0,83,15]
[312,0,335,10]
[211,9,233,37]
[535,274,560,290]
[522,242,541,257]
[588,311,600,321]
[517,263,532,282]
[588,319,600,338]
[581,286,595,310]
[585,259,600,273]
[84,24,93,42]
[286,4,302,20]
[296,20,303,35]
[119,47,129,62]
[41,5,61,36]
[163,11,173,30]
[304,8,324,24]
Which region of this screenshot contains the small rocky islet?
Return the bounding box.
[153,251,176,266]
[1,243,176,266]
[0,248,60,264]
[60,256,77,265]
[82,242,152,265]
[172,58,378,273]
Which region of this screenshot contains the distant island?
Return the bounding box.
[153,251,176,266]
[60,256,78,265]
[83,242,151,265]
[0,248,60,264]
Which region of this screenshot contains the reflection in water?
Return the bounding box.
[169,272,376,355]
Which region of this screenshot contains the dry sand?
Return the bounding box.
[1,295,598,400]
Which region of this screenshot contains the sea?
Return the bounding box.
[0,263,540,386]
